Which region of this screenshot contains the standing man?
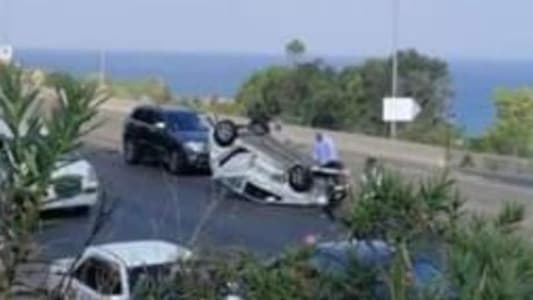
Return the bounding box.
[312,132,340,168]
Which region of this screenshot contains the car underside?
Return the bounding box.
[209,119,350,207]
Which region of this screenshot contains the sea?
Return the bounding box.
[13,49,533,136]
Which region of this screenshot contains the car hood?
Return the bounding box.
[53,159,94,179]
[49,257,76,276]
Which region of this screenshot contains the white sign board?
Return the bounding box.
[382,97,421,122]
[0,45,13,64]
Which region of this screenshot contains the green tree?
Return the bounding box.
[356,49,453,139]
[236,48,452,139]
[235,66,291,122]
[477,88,533,156]
[285,39,306,65]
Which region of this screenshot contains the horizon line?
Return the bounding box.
[9,46,533,63]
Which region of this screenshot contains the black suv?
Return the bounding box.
[122,105,209,173]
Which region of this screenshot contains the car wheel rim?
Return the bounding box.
[293,168,304,185]
[218,124,232,141]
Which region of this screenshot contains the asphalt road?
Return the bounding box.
[34,107,533,260]
[36,144,340,259]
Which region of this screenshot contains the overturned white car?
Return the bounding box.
[209,119,350,207]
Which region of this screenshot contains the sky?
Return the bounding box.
[0,0,532,59]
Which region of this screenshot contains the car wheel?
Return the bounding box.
[123,140,140,164]
[48,288,66,300]
[168,150,187,175]
[288,165,313,192]
[249,120,270,136]
[214,120,238,147]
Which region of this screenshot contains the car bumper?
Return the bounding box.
[41,188,100,211]
[186,152,210,169]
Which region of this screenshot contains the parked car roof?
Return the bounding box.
[91,240,191,268]
[133,104,196,113]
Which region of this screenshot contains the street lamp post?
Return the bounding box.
[390,0,400,138]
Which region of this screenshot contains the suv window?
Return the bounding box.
[74,257,123,295]
[164,111,206,131]
[131,108,146,122]
[132,108,159,125]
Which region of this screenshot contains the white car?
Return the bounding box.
[47,240,192,300]
[0,119,100,212]
[41,154,100,211]
[209,119,350,207]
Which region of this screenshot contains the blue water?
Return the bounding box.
[14,49,533,136]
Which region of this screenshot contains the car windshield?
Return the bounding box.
[128,264,173,295]
[164,111,206,132]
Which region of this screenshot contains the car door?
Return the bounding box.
[124,107,149,150]
[148,109,168,157]
[69,257,125,300]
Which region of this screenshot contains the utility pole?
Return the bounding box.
[390,0,400,138]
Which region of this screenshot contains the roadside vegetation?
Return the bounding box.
[45,72,173,104]
[236,40,456,145]
[106,77,174,104]
[468,88,533,157]
[177,96,244,116]
[39,40,533,159]
[132,168,533,300]
[235,39,533,159]
[0,64,107,298]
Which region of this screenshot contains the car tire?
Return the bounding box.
[288,165,313,192]
[123,140,140,165]
[214,120,238,147]
[249,120,270,136]
[48,288,65,300]
[168,150,187,175]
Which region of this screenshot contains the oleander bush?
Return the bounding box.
[0,65,105,298]
[133,168,533,300]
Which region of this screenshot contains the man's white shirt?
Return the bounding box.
[313,135,339,165]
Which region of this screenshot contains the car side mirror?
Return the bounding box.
[155,122,166,130]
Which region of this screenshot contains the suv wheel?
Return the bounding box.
[168,150,187,175]
[124,140,140,165]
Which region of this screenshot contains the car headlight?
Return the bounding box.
[87,166,98,183]
[185,141,206,153]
